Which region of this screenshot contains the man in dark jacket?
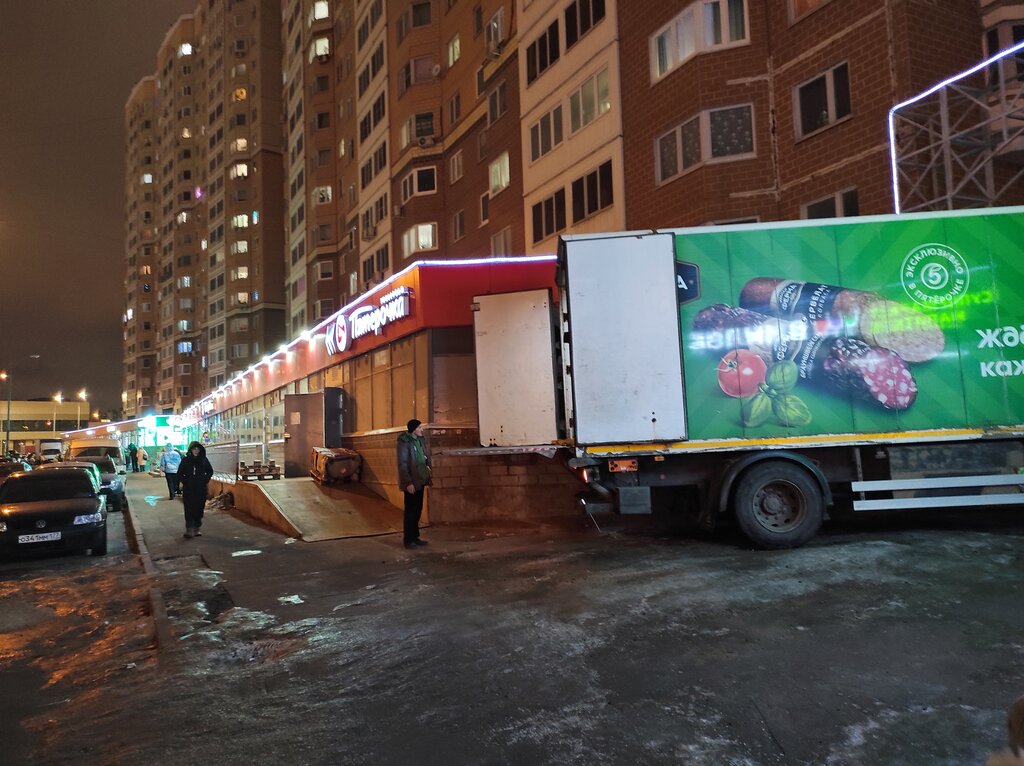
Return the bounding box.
[127,442,139,473]
[396,419,430,548]
[179,441,214,538]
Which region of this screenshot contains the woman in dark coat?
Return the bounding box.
[179,441,214,538]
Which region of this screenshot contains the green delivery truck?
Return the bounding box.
[473,206,1024,548]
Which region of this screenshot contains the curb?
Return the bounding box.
[122,499,176,661]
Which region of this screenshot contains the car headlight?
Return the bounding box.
[73,512,103,525]
[0,521,6,532]
[110,479,124,492]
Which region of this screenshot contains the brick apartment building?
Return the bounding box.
[125,0,1021,420]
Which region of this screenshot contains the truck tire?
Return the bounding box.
[732,461,823,549]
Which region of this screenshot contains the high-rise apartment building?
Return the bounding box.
[127,0,1020,421]
[123,77,160,417]
[123,0,286,416]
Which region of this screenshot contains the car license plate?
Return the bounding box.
[18,532,62,543]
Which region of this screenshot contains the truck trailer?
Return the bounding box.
[473,207,1024,548]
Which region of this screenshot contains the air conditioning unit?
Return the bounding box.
[392,205,404,217]
[431,63,443,79]
[417,136,436,148]
[361,225,377,241]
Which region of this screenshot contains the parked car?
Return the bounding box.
[65,437,127,476]
[66,457,125,512]
[37,461,122,509]
[0,461,32,488]
[0,468,107,557]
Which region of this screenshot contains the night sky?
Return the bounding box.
[0,0,198,412]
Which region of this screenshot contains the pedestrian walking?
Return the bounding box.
[179,441,214,538]
[396,419,431,548]
[159,443,182,500]
[127,442,139,473]
[136,446,149,473]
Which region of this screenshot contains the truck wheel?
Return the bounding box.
[732,461,823,549]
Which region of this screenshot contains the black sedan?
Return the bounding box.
[0,469,107,556]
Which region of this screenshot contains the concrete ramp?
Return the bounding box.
[257,477,404,541]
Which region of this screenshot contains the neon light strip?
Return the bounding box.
[181,255,558,420]
[889,39,1024,214]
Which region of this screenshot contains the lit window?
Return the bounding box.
[178,276,192,289]
[231,266,250,280]
[177,320,193,332]
[237,292,250,305]
[569,68,610,133]
[252,210,260,224]
[177,43,193,57]
[231,214,249,229]
[315,261,334,280]
[200,239,208,250]
[402,223,438,256]
[230,241,249,254]
[181,128,192,139]
[176,211,189,224]
[230,138,248,153]
[314,185,333,204]
[232,87,247,102]
[490,227,512,256]
[178,341,193,354]
[489,151,510,195]
[309,36,331,63]
[312,0,329,21]
[141,173,153,184]
[447,34,461,66]
[229,162,249,179]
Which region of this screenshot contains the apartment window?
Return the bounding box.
[402,223,438,257]
[230,138,248,153]
[230,344,249,359]
[531,189,567,243]
[447,34,461,66]
[489,152,510,195]
[231,266,250,280]
[231,214,249,229]
[803,188,859,219]
[565,0,606,49]
[480,192,489,224]
[526,20,560,85]
[315,261,334,280]
[316,112,330,129]
[412,2,431,27]
[401,167,438,202]
[796,63,851,138]
[177,43,193,57]
[229,162,249,179]
[177,341,193,354]
[452,209,465,241]
[401,112,436,148]
[448,91,461,126]
[529,106,563,162]
[655,104,754,182]
[473,4,483,36]
[311,0,329,22]
[449,150,464,183]
[569,68,610,133]
[571,160,613,223]
[399,55,437,95]
[232,87,248,102]
[490,227,511,256]
[650,0,748,81]
[486,8,505,51]
[230,240,249,254]
[790,0,829,20]
[487,81,507,124]
[315,299,335,320]
[314,185,333,204]
[309,37,331,63]
[235,292,251,305]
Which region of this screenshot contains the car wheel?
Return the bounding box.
[90,529,108,556]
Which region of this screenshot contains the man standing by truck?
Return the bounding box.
[396,419,431,549]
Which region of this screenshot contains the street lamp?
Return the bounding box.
[76,389,88,430]
[2,354,41,455]
[53,392,63,436]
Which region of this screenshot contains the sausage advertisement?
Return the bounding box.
[676,210,1024,440]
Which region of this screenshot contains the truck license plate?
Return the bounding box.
[18,532,61,543]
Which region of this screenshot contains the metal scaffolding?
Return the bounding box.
[889,40,1024,213]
